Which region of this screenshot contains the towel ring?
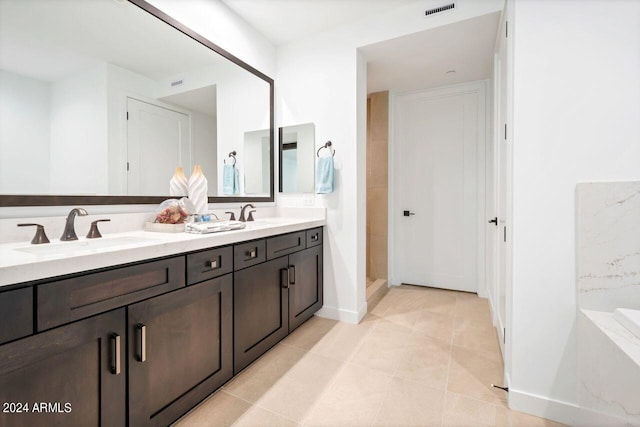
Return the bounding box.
[225,150,237,166]
[316,141,335,157]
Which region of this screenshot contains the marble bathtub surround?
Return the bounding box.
[576,181,640,426]
[577,181,640,312]
[578,310,640,426]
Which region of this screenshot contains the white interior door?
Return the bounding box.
[127,97,191,196]
[392,83,485,293]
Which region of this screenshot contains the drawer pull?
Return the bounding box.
[280,268,290,289]
[245,248,257,259]
[137,324,146,363]
[311,233,319,242]
[111,333,121,375]
[206,259,219,269]
[288,265,296,285]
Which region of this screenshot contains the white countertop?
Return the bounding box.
[0,216,325,288]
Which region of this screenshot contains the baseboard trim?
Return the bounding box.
[508,388,579,426]
[315,303,366,324]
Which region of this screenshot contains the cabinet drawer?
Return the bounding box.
[38,257,185,331]
[234,239,266,271]
[266,231,306,260]
[187,246,233,285]
[0,287,33,345]
[306,227,323,248]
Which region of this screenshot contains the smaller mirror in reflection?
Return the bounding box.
[279,123,315,193]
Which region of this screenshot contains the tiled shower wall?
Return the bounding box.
[366,91,388,280]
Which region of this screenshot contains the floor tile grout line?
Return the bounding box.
[440,292,465,427]
[246,401,305,427]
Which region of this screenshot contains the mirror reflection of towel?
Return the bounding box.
[315,156,334,194]
[223,164,239,195]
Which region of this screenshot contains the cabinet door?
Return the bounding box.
[128,275,233,427]
[234,256,289,374]
[288,245,323,332]
[0,309,126,427]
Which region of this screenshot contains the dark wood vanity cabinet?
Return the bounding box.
[0,226,323,426]
[0,308,126,427]
[234,256,290,374]
[288,244,323,332]
[128,274,233,427]
[0,286,33,345]
[234,228,324,373]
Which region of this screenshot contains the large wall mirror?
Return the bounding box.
[0,0,274,206]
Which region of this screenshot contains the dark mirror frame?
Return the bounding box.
[0,0,274,207]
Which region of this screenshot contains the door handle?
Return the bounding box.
[403,210,415,217]
[488,217,498,226]
[110,333,121,375]
[137,324,146,363]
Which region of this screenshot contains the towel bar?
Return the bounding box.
[316,141,335,157]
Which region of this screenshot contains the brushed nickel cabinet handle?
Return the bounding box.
[111,333,121,375]
[311,233,319,241]
[206,259,218,269]
[137,324,146,363]
[245,248,257,259]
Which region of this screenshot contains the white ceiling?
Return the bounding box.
[220,0,417,46]
[363,12,501,93]
[221,0,501,93]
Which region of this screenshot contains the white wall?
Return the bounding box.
[192,110,218,194]
[509,0,640,423]
[0,70,50,194]
[277,0,504,322]
[49,63,108,194]
[216,64,270,195]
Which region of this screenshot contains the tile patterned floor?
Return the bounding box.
[174,285,565,427]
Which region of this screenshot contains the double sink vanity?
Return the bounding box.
[0,0,326,424]
[0,214,325,426]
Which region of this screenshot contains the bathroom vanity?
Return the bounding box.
[0,220,324,426]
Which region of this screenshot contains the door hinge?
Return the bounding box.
[126,111,129,120]
[503,226,507,242]
[126,162,130,171]
[505,21,508,38]
[504,123,507,140]
[504,328,506,343]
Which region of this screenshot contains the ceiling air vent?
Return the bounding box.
[425,3,455,16]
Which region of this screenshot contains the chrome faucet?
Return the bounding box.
[61,208,88,241]
[238,204,255,222]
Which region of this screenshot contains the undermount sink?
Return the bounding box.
[14,236,157,256]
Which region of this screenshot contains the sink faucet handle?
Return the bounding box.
[225,211,236,221]
[17,223,50,245]
[86,219,111,239]
[247,210,256,222]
